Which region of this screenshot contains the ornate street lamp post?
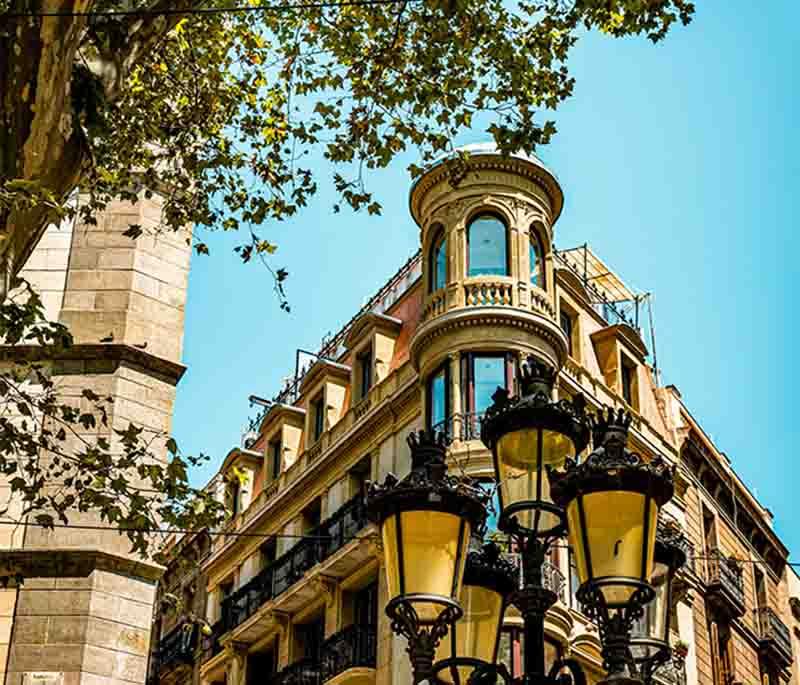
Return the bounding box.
[550,409,675,685]
[480,357,591,685]
[368,431,488,684]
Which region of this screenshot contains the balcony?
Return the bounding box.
[269,625,378,685]
[757,607,793,669]
[704,549,745,620]
[221,493,370,635]
[273,657,322,685]
[322,624,378,684]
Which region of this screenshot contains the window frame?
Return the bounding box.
[466,213,510,278]
[620,353,637,408]
[268,437,282,480]
[425,360,451,434]
[429,225,448,293]
[356,343,373,401]
[529,225,546,289]
[461,351,514,416]
[310,393,325,443]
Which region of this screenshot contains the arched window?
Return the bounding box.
[429,228,447,292]
[529,229,545,289]
[467,214,508,277]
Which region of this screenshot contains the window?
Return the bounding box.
[426,361,450,434]
[754,567,767,611]
[461,353,511,440]
[227,479,241,518]
[430,227,447,292]
[295,615,325,662]
[247,649,276,685]
[269,439,282,480]
[301,498,322,533]
[568,547,581,611]
[529,229,545,288]
[348,455,372,497]
[356,346,373,400]
[620,356,636,407]
[560,310,574,357]
[467,214,508,277]
[311,393,325,442]
[260,538,277,569]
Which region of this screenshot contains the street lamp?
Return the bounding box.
[629,521,689,685]
[479,355,591,685]
[368,430,488,684]
[433,541,517,685]
[550,408,674,684]
[369,355,676,685]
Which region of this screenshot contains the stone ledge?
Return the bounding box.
[0,549,163,582]
[0,343,186,384]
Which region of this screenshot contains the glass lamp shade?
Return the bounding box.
[565,490,659,606]
[382,510,472,623]
[435,583,505,684]
[495,426,577,535]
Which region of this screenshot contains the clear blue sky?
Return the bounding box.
[173,1,800,557]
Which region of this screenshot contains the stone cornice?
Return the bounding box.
[409,152,564,226]
[0,342,186,384]
[409,305,568,371]
[299,358,351,394]
[343,311,403,349]
[0,547,163,582]
[258,402,306,437]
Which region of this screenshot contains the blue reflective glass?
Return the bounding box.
[433,236,447,291]
[468,215,508,277]
[473,356,505,415]
[430,368,447,427]
[530,238,542,287]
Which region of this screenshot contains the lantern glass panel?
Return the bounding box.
[496,427,575,531]
[566,491,658,604]
[435,585,505,684]
[631,558,671,658]
[382,510,471,621]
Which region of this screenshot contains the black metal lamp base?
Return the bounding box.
[386,595,463,684]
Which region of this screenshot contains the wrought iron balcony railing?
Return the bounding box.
[321,624,378,681]
[757,606,793,666]
[221,493,369,633]
[704,548,745,619]
[272,656,322,685]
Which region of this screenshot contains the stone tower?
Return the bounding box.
[408,144,568,465]
[0,195,191,685]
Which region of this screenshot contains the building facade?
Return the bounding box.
[150,148,799,685]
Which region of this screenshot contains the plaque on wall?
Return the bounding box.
[22,673,64,685]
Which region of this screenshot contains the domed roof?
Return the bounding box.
[408,142,563,225]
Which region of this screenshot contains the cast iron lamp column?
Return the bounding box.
[367,431,488,684]
[480,356,591,685]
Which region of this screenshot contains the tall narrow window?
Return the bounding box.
[426,362,450,435]
[468,214,508,277]
[621,356,636,407]
[430,228,447,292]
[311,394,325,442]
[357,346,373,400]
[529,230,545,288]
[462,353,510,439]
[269,439,281,480]
[560,310,574,357]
